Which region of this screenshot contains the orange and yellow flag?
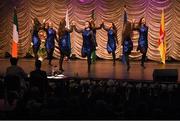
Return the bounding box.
[158,9,166,64]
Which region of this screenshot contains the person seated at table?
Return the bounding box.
[30,60,48,98]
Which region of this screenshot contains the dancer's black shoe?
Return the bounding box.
[127,65,130,71]
[141,64,146,69]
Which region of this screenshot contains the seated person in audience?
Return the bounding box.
[5,57,27,88]
[30,60,48,97]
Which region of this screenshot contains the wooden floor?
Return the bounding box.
[0,58,180,82]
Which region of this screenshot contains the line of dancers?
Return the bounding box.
[31,6,148,73]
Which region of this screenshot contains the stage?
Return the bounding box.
[0,59,179,82]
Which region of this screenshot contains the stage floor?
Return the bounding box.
[0,59,180,82]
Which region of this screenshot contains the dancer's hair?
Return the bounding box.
[58,18,66,38]
[138,17,146,27]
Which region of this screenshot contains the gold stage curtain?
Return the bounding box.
[0,0,180,61]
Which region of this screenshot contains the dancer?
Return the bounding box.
[121,21,133,71]
[45,21,57,65]
[121,5,128,64]
[38,20,47,61]
[133,17,148,68]
[102,20,118,65]
[90,20,102,63]
[31,18,41,60]
[58,18,73,72]
[73,21,95,72]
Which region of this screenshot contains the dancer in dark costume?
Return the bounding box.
[31,18,41,60]
[58,18,73,72]
[73,21,95,72]
[121,21,133,71]
[90,20,102,63]
[133,17,148,68]
[45,22,57,65]
[102,21,118,65]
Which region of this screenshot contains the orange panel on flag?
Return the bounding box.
[12,40,18,57]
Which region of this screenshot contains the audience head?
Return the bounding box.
[10,57,18,66]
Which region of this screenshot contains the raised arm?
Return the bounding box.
[94,23,103,30]
[73,25,84,33]
[30,27,33,34]
[121,25,125,45]
[90,30,96,47]
[54,30,58,41]
[113,29,118,44]
[72,21,84,33]
[65,25,73,33]
[56,32,59,44]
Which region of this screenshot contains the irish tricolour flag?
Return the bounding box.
[12,7,19,57]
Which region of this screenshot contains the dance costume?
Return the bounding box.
[38,28,47,60]
[58,27,73,71]
[137,25,148,67]
[59,31,71,57]
[32,28,40,60]
[81,29,95,63]
[45,27,57,65]
[107,29,116,53]
[74,26,95,71]
[122,22,133,71]
[103,24,117,64]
